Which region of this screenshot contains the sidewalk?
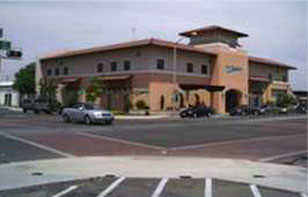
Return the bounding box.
[0,156,306,193]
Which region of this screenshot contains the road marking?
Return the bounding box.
[0,132,75,158]
[78,132,165,151]
[169,134,306,151]
[151,178,168,197]
[250,184,262,197]
[205,178,212,197]
[52,185,78,197]
[300,193,308,197]
[259,150,307,162]
[97,177,126,197]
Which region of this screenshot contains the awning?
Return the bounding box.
[61,77,79,83]
[179,84,225,92]
[101,75,131,81]
[249,76,270,82]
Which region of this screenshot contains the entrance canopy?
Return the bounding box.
[179,84,225,92]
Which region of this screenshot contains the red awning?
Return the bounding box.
[249,76,270,82]
[101,75,131,81]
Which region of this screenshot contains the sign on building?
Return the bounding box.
[224,65,242,74]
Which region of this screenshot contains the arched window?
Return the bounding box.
[97,63,103,73]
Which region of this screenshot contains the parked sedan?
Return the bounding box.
[61,103,114,125]
[229,105,260,116]
[180,105,213,118]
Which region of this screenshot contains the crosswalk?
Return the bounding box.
[0,177,304,197]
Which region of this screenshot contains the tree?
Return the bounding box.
[13,62,35,97]
[276,93,295,108]
[39,79,57,101]
[39,79,60,111]
[86,77,104,103]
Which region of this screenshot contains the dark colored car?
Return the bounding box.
[180,105,213,118]
[229,105,260,116]
[22,98,60,114]
[258,104,280,114]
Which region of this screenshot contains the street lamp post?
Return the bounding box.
[172,37,185,112]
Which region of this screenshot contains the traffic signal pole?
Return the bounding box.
[0,27,22,72]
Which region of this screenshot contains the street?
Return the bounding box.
[0,112,307,164]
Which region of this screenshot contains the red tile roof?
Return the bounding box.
[249,56,296,70]
[40,38,216,61]
[179,25,248,37]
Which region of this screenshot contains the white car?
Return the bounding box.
[61,103,114,125]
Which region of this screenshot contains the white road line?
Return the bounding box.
[170,134,306,151]
[259,150,307,162]
[52,185,78,197]
[205,178,212,197]
[78,132,164,150]
[97,177,126,197]
[151,178,168,197]
[250,184,262,197]
[300,193,308,197]
[0,132,75,158]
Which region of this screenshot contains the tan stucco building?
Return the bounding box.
[37,25,295,113]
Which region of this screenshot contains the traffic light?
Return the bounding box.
[0,28,3,38]
[6,50,22,58]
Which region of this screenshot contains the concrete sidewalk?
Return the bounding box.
[0,156,306,193]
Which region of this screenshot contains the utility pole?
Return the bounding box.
[172,37,185,112]
[0,27,22,72]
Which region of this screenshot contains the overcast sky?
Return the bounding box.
[0,1,307,90]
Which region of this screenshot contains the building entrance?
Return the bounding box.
[225,89,241,112]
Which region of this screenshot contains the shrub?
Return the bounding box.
[135,100,147,110]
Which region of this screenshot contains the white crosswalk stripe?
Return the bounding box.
[250,184,262,197]
[96,177,126,197]
[151,178,168,197]
[51,185,78,197]
[205,178,212,197]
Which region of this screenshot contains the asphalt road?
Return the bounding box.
[0,111,307,164]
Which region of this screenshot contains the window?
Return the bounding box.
[55,67,59,76]
[201,65,208,75]
[282,75,287,82]
[124,61,131,71]
[186,63,193,73]
[47,68,52,76]
[97,63,103,73]
[268,73,272,80]
[111,62,117,72]
[63,67,69,75]
[156,59,165,70]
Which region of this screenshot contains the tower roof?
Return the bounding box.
[179,25,248,38]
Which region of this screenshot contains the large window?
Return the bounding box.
[156,59,165,70]
[97,63,103,73]
[186,63,193,73]
[63,67,69,75]
[124,61,131,71]
[55,67,59,76]
[47,68,52,76]
[111,62,117,72]
[201,65,208,75]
